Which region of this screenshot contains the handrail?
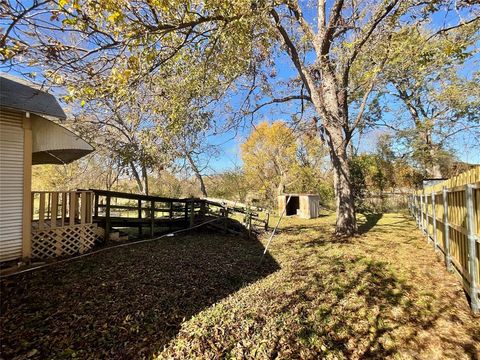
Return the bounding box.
[31,190,94,230]
[84,188,199,203]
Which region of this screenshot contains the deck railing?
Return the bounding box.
[32,190,94,229]
[31,191,97,259]
[29,189,270,260]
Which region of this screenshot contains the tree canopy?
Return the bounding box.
[2,0,479,235]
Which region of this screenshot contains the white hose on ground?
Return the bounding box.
[261,194,292,263]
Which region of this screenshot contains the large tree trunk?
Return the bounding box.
[325,125,357,236]
[276,172,286,195]
[130,161,145,194]
[186,153,208,197]
[141,163,149,195]
[423,130,442,178]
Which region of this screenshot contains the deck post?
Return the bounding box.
[138,199,142,238]
[265,211,270,231]
[94,193,99,218]
[150,200,155,237]
[105,195,111,241]
[465,184,479,313]
[200,200,206,220]
[431,190,437,251]
[223,206,228,234]
[184,201,189,226]
[169,201,173,231]
[189,200,195,228]
[442,186,452,271]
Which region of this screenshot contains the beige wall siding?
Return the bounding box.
[0,109,24,261]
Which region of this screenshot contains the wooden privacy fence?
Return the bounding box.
[408,167,480,313]
[31,191,97,259]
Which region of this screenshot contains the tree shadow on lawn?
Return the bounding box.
[157,244,479,359]
[0,229,279,360]
[264,255,477,359]
[357,212,383,234]
[279,212,386,239]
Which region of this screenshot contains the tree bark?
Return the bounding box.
[423,130,442,178]
[141,163,149,195]
[186,153,208,197]
[130,161,145,194]
[324,124,357,235]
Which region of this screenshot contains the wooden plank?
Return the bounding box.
[105,195,111,241]
[46,192,51,221]
[189,201,195,228]
[150,200,155,237]
[138,199,142,237]
[69,191,76,226]
[38,192,45,230]
[61,192,66,227]
[80,192,87,225]
[169,201,173,231]
[51,192,58,229]
[94,193,99,218]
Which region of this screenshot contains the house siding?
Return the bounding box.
[0,109,24,262]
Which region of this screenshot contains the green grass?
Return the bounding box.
[1,212,479,359]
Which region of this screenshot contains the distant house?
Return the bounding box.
[0,74,94,263]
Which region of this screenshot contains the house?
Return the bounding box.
[277,194,321,219]
[0,73,94,263]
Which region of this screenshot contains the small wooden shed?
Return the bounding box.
[278,194,320,219]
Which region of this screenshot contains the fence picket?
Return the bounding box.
[409,167,480,313]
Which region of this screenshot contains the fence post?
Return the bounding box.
[420,193,424,233]
[412,193,418,225]
[443,186,452,271]
[432,190,437,251]
[410,195,414,217]
[415,194,420,227]
[424,192,429,240]
[465,184,479,313]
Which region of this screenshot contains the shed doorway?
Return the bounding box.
[286,196,300,216]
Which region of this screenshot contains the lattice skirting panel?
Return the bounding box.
[31,224,98,259]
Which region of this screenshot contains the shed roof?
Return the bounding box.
[0,73,66,119]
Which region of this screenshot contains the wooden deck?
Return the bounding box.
[29,189,269,260]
